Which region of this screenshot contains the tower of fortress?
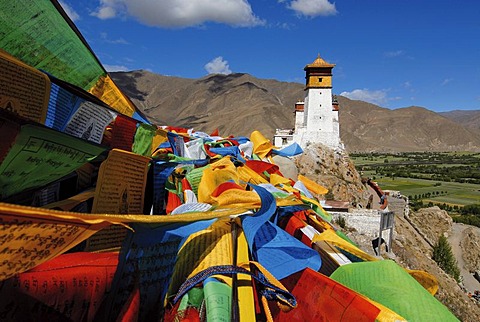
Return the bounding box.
[274,54,342,150]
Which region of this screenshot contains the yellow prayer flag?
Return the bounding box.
[298,174,328,195]
[88,74,136,117]
[250,130,274,159]
[312,229,378,262]
[270,173,291,186]
[198,157,239,203]
[152,128,168,154]
[0,49,50,124]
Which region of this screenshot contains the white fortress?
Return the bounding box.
[274,55,342,150]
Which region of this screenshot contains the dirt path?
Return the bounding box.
[366,184,381,209]
[449,223,480,293]
[388,196,480,293]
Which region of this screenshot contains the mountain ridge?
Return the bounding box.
[111,70,480,152]
[440,110,480,132]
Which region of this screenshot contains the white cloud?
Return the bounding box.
[340,89,389,106]
[59,1,80,21]
[94,6,117,19]
[384,50,405,58]
[92,0,264,27]
[91,0,123,19]
[441,78,453,86]
[100,32,129,44]
[205,57,232,75]
[104,64,129,72]
[287,0,337,17]
[274,22,294,30]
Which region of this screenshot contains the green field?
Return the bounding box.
[373,176,480,206]
[351,152,480,207]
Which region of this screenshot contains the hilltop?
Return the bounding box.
[112,70,480,153]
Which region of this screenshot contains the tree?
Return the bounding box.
[432,235,461,282]
[334,216,346,229]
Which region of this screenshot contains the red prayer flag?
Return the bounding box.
[272,268,381,322]
[110,115,138,151]
[0,252,119,321]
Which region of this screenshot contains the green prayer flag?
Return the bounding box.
[204,277,232,322]
[133,123,157,156]
[330,260,459,322]
[0,124,106,199]
[0,0,105,91]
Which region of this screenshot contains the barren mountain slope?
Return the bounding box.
[339,97,480,152]
[112,70,303,137]
[441,110,480,132]
[111,70,480,152]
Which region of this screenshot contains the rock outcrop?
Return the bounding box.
[461,227,480,273]
[294,143,370,206]
[408,206,453,246]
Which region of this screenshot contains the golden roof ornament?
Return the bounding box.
[306,53,335,68]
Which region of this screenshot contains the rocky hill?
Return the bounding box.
[294,144,480,321]
[388,205,480,321]
[294,143,370,206]
[111,70,480,153]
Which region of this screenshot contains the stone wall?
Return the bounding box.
[331,209,392,241]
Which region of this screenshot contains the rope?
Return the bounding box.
[172,262,297,311]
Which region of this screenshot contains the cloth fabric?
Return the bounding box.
[198,157,239,203]
[271,142,303,157]
[241,185,321,280]
[330,260,459,322]
[250,130,274,159]
[0,252,118,321]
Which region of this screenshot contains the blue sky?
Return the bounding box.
[59,0,480,112]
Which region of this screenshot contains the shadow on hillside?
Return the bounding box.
[110,71,148,102]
